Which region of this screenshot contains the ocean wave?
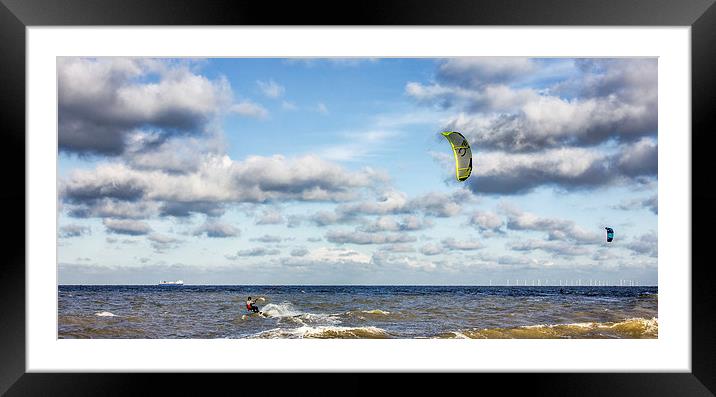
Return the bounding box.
[94,311,118,317]
[260,302,302,318]
[242,302,342,325]
[361,309,391,315]
[252,325,390,339]
[344,309,392,319]
[441,317,658,339]
[639,292,658,299]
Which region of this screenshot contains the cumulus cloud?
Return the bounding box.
[467,211,503,232]
[67,198,159,219]
[231,101,269,119]
[334,189,473,219]
[357,215,433,232]
[309,210,358,227]
[467,139,657,195]
[442,237,483,251]
[106,237,138,245]
[379,244,416,253]
[410,58,657,195]
[147,233,182,252]
[299,246,371,264]
[60,155,389,221]
[615,195,658,214]
[372,251,438,271]
[59,224,91,238]
[626,231,658,257]
[122,133,224,174]
[326,230,417,245]
[592,248,620,261]
[159,201,225,218]
[616,137,658,177]
[443,94,655,152]
[103,218,152,235]
[232,247,281,257]
[508,239,590,257]
[250,234,284,243]
[437,57,537,88]
[412,58,656,150]
[336,190,409,216]
[419,243,444,256]
[255,208,285,225]
[257,80,285,98]
[502,204,601,244]
[496,255,555,269]
[58,58,232,156]
[192,221,240,238]
[290,247,309,257]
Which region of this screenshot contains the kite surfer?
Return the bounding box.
[246,296,261,314]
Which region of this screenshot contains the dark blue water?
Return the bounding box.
[58,285,658,339]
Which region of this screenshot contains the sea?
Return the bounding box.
[58,285,658,339]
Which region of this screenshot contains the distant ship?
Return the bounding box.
[158,280,184,286]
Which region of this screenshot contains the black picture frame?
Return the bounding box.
[1,0,714,394]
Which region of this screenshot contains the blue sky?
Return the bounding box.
[57,57,658,285]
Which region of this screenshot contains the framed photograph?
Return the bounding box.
[3,0,714,394]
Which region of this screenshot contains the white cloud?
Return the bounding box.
[467,140,656,194]
[61,155,389,218]
[467,211,503,232]
[281,101,298,110]
[255,208,285,225]
[103,218,152,235]
[257,80,285,98]
[231,101,269,119]
[290,247,309,257]
[419,243,444,256]
[508,239,591,257]
[442,238,483,251]
[232,247,281,257]
[437,57,537,88]
[147,233,182,252]
[336,189,473,218]
[250,234,284,243]
[59,224,91,238]
[58,58,233,155]
[316,102,329,114]
[192,220,240,238]
[301,246,372,264]
[408,58,658,195]
[615,195,658,214]
[358,215,433,232]
[502,204,601,244]
[626,231,658,257]
[326,230,417,245]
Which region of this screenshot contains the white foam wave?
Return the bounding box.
[523,317,658,331]
[259,302,342,325]
[361,309,390,315]
[253,325,389,339]
[260,302,302,318]
[94,311,117,317]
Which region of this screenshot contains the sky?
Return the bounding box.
[57,57,658,285]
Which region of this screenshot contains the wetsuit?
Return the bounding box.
[246,300,259,313]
